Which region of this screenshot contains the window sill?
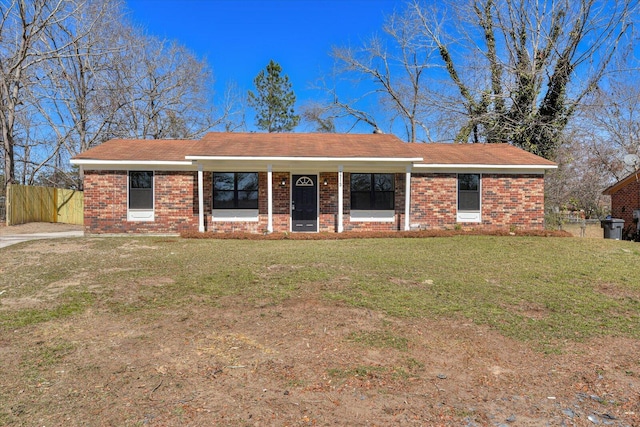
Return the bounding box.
[457,211,481,223]
[350,210,395,222]
[128,210,154,222]
[212,209,259,222]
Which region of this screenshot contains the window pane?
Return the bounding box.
[129,171,153,210]
[351,173,395,210]
[373,191,394,210]
[351,174,371,191]
[374,174,393,191]
[213,190,235,209]
[237,173,258,191]
[214,173,234,190]
[459,174,479,191]
[351,192,371,210]
[130,171,152,189]
[237,191,258,209]
[129,189,153,209]
[459,191,480,211]
[458,174,480,211]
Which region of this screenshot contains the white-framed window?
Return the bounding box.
[213,172,258,209]
[212,172,259,222]
[128,171,154,221]
[349,173,395,223]
[350,173,394,210]
[457,173,481,223]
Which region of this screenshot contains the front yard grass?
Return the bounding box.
[1,235,639,352]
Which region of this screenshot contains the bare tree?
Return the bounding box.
[580,81,640,181]
[545,135,615,218]
[25,0,123,188]
[0,0,88,194]
[216,81,247,132]
[0,0,238,190]
[412,0,636,158]
[543,59,640,217]
[330,7,438,142]
[300,102,336,133]
[108,34,217,140]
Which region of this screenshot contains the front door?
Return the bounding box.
[291,175,317,232]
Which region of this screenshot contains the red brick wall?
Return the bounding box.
[481,174,545,229]
[84,170,198,234]
[410,173,457,229]
[610,178,640,230]
[409,173,545,230]
[319,172,337,231]
[84,170,547,234]
[83,170,128,234]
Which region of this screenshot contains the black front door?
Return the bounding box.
[292,175,317,232]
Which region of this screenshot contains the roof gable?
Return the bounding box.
[603,170,640,195]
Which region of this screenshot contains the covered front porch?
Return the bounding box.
[191,158,416,234]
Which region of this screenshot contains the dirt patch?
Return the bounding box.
[13,239,90,254]
[0,222,83,235]
[511,301,550,320]
[596,283,640,301]
[2,290,639,425]
[2,234,639,426]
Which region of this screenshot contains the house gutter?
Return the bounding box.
[413,164,557,170]
[185,155,424,163]
[70,160,193,166]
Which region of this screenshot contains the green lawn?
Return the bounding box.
[2,235,639,352]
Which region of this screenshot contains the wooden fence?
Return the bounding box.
[5,184,83,226]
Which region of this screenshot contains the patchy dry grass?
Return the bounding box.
[2,234,640,425]
[2,235,639,351]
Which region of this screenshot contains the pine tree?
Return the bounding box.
[248,60,299,132]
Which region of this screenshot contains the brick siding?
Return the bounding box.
[410,173,457,229]
[84,170,199,234]
[610,178,640,231]
[408,173,545,230]
[84,170,546,234]
[481,174,545,229]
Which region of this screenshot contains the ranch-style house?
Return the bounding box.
[70,132,557,235]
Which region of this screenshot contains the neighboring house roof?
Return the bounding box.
[602,170,640,195]
[70,133,556,171]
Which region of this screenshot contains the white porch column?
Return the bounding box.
[267,164,274,233]
[337,165,344,233]
[404,165,411,231]
[198,164,205,232]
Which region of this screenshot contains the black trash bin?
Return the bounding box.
[601,218,624,240]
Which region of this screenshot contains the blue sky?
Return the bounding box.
[125,0,402,129]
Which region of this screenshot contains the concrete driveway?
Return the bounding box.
[0,230,84,249]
